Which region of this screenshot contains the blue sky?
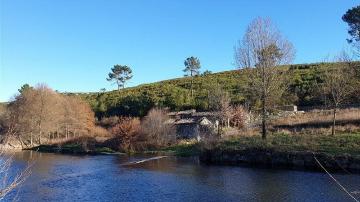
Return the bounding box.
[0,0,358,102]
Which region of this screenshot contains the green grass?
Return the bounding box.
[33,133,360,157]
[161,142,200,157]
[147,133,360,157]
[94,147,116,154]
[33,144,116,155]
[216,132,360,156]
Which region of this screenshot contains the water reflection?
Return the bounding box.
[3,151,359,201]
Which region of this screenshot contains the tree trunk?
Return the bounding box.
[190,76,193,98]
[261,65,267,140]
[38,124,42,145]
[30,132,33,146]
[332,107,337,136]
[66,127,69,139]
[38,132,41,145]
[18,136,24,149]
[261,97,267,139]
[56,126,59,140]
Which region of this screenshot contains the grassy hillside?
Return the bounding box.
[76,62,360,117]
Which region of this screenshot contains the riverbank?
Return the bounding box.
[25,132,360,172]
[29,138,200,156]
[30,144,120,155]
[199,133,360,172]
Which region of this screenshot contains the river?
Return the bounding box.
[3,151,360,201]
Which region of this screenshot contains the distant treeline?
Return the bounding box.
[75,62,360,118]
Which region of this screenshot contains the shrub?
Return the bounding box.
[91,126,111,138]
[231,105,249,129]
[107,117,143,152]
[55,136,98,153]
[97,116,120,129]
[141,108,176,148]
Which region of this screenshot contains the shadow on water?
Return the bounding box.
[3,151,360,202]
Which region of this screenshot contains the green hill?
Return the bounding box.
[75,62,360,117]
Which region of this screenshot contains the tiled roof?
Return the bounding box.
[174,118,196,124]
[168,110,217,117]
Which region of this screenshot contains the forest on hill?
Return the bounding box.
[76,62,360,118]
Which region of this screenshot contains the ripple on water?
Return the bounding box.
[3,151,360,202]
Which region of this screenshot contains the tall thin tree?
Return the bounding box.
[183,57,201,98]
[322,52,356,136]
[234,17,295,139]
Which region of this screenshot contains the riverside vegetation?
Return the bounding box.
[0,5,360,202]
[0,15,360,199]
[1,61,359,162]
[1,61,358,157]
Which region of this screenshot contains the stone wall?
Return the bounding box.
[176,124,199,139]
[200,148,360,173]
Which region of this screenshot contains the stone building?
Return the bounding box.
[167,110,217,140]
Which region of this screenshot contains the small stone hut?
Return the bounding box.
[168,110,217,140]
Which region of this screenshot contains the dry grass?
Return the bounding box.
[269,108,360,134]
[216,132,360,155]
[91,126,111,138]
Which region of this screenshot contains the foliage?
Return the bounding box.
[77,62,360,119]
[107,117,142,152]
[18,84,33,94]
[183,56,201,77]
[201,70,212,76]
[343,5,360,56]
[183,56,201,98]
[342,5,360,44]
[107,64,133,90]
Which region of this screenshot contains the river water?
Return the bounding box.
[4,151,360,201]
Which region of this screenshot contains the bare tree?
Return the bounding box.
[231,105,249,129]
[322,53,356,136]
[5,83,96,146]
[234,17,295,139]
[6,89,39,147]
[30,84,62,144]
[208,84,233,128]
[141,108,176,147]
[57,94,95,140]
[0,149,31,200]
[69,96,95,137]
[219,92,233,128]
